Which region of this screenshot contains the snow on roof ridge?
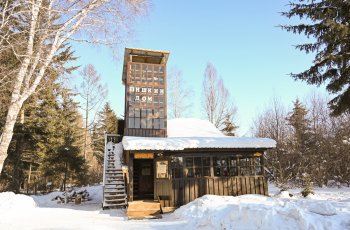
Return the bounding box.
[167,118,225,137]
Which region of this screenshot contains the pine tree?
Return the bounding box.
[286,99,313,183]
[221,115,238,136]
[43,89,87,191]
[287,99,310,144]
[92,102,118,164]
[282,1,350,115]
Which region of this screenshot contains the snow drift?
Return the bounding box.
[171,194,346,230]
[1,185,350,229]
[0,192,37,211]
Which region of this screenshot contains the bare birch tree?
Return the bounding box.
[77,64,107,160]
[0,0,149,172]
[201,62,237,129]
[167,67,193,118]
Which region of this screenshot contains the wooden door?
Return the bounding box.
[138,160,154,197]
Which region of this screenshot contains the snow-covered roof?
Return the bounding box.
[122,118,276,151]
[122,136,276,151]
[167,118,225,137]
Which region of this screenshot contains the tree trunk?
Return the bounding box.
[10,126,24,193]
[0,101,23,173]
[27,163,32,194]
[63,162,67,191]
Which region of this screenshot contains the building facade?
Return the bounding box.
[118,48,276,209]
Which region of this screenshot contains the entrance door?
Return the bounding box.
[134,159,154,199]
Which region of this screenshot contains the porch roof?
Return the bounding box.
[122,136,276,151]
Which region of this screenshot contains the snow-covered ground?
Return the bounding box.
[1,185,350,230]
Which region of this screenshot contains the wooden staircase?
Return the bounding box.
[102,137,127,209]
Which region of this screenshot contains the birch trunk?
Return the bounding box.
[0,99,23,172]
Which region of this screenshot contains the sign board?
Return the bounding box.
[254,152,262,157]
[134,153,154,159]
[156,160,168,178]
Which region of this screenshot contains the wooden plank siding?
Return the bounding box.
[124,128,166,137]
[154,176,268,208]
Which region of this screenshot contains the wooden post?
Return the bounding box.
[129,152,134,201]
[27,163,32,194]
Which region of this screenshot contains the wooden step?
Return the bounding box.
[127,200,161,219]
[103,203,127,209]
[105,198,127,202]
[105,194,126,198]
[104,189,125,193]
[105,182,125,185]
[105,172,123,175]
[106,176,123,179]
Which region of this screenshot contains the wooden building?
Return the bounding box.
[122,123,276,209]
[102,48,276,212]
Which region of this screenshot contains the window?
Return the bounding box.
[159,119,164,129]
[154,96,159,106]
[135,64,141,84]
[147,109,152,128]
[239,156,262,176]
[154,66,159,84]
[171,157,183,178]
[184,157,212,177]
[154,118,160,129]
[134,108,140,118]
[128,107,134,117]
[141,64,147,84]
[159,74,164,85]
[171,155,263,179]
[135,118,140,128]
[141,118,147,128]
[159,109,164,118]
[202,157,211,176]
[128,118,134,128]
[141,109,147,117]
[213,157,229,177]
[129,64,135,83]
[147,65,153,83]
[141,109,147,128]
[229,157,238,176]
[159,96,164,106]
[185,158,194,177]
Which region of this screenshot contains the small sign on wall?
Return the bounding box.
[156,160,168,179]
[134,153,154,159]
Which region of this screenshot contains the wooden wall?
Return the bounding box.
[155,176,268,208]
[124,128,166,137]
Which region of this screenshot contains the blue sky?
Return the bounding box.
[72,1,326,136]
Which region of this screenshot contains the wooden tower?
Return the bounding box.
[122,48,170,137]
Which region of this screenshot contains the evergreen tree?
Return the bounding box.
[282,1,350,115]
[42,89,87,191]
[92,102,118,164]
[286,99,313,183]
[287,99,310,145]
[221,115,238,136]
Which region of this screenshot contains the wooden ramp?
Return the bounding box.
[127,200,162,219]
